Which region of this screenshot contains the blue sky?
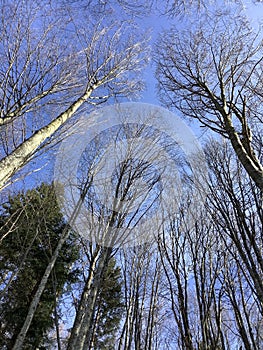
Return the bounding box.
[1,0,262,195]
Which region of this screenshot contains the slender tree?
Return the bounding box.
[117,242,165,350]
[88,257,124,350]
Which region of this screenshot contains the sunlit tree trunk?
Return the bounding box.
[0,1,147,191]
[67,246,112,350]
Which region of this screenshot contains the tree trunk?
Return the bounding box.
[0,87,94,191]
[67,246,112,350]
[224,113,263,192]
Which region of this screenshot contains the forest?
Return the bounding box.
[0,0,262,349]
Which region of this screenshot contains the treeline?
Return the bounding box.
[1,138,262,349]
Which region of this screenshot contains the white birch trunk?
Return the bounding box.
[67,247,112,350]
[0,88,94,191]
[66,247,101,350]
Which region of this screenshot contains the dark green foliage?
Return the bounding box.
[0,183,79,350]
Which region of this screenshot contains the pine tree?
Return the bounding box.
[0,183,79,350]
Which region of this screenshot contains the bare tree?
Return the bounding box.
[204,140,263,308]
[156,10,263,191]
[205,139,263,349]
[66,119,166,350]
[0,0,148,191]
[158,208,227,350]
[64,0,262,18]
[10,109,169,349]
[67,244,113,350]
[156,10,263,345]
[116,242,166,350]
[156,158,262,350]
[221,250,263,350]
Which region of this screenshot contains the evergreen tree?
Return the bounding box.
[0,183,79,350]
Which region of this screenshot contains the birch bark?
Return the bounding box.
[0,88,94,191]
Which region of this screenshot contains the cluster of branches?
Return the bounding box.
[1,137,262,349]
[155,10,263,190]
[0,1,262,350]
[0,0,148,190]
